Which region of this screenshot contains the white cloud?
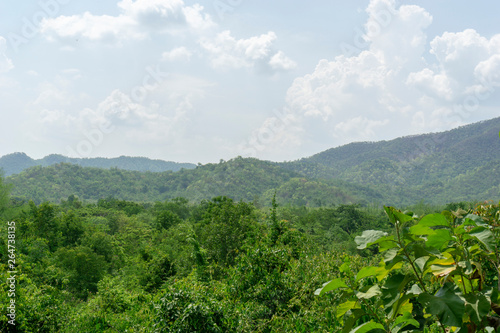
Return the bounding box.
[162,46,192,61]
[41,12,139,43]
[41,0,214,43]
[245,0,500,161]
[28,72,214,158]
[269,51,297,71]
[118,0,186,27]
[200,30,296,73]
[0,36,14,73]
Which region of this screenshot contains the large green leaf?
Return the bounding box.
[350,320,386,333]
[391,312,420,333]
[337,300,360,319]
[385,206,413,225]
[418,282,465,326]
[356,266,379,282]
[418,213,450,227]
[464,293,491,324]
[355,230,388,249]
[378,236,398,252]
[406,283,423,296]
[342,309,367,333]
[469,226,495,252]
[315,278,349,296]
[356,285,382,300]
[465,214,486,226]
[381,274,416,319]
[426,229,452,249]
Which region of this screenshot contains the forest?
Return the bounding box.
[1,122,500,332]
[1,168,500,331]
[3,117,500,207]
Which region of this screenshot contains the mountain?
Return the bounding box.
[281,116,500,205]
[4,117,500,206]
[5,157,374,206]
[0,153,196,176]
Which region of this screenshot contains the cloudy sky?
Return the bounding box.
[1,0,499,164]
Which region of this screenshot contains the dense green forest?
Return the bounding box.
[5,159,383,207]
[1,120,500,332]
[2,170,500,331]
[4,117,500,207]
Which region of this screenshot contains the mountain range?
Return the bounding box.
[0,153,196,176]
[2,116,500,207]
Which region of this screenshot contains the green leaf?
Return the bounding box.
[426,229,452,249]
[315,278,349,296]
[469,226,495,252]
[418,213,450,227]
[356,266,379,282]
[378,236,398,252]
[406,283,423,296]
[385,206,413,225]
[464,293,491,324]
[337,300,360,318]
[356,285,382,300]
[342,309,366,333]
[355,230,388,250]
[465,214,486,226]
[350,320,385,333]
[418,282,465,327]
[391,312,420,333]
[430,264,456,277]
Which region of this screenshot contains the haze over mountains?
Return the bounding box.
[0,153,196,177]
[2,116,500,207]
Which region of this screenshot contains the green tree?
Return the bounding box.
[155,210,182,230]
[55,246,107,299]
[196,196,256,267]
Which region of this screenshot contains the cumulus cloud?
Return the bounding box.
[0,36,14,73]
[40,0,214,43]
[29,72,213,158]
[246,0,500,161]
[162,46,192,61]
[200,30,296,73]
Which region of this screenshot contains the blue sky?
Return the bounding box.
[1,0,499,164]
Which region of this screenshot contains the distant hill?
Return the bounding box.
[3,117,500,207]
[0,153,196,176]
[5,158,374,206]
[281,116,500,205]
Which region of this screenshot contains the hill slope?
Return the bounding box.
[4,117,500,206]
[281,117,500,205]
[6,157,373,206]
[0,153,196,176]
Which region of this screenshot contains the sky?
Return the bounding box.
[1,0,499,164]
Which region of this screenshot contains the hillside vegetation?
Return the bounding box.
[0,153,196,176]
[1,118,500,332]
[3,117,500,206]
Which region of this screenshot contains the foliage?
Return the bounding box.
[2,147,500,333]
[154,281,228,333]
[316,204,500,332]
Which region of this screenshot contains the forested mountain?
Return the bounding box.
[5,158,372,206]
[5,157,381,206]
[281,116,500,204]
[0,153,196,176]
[3,117,500,206]
[1,119,500,332]
[286,116,500,179]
